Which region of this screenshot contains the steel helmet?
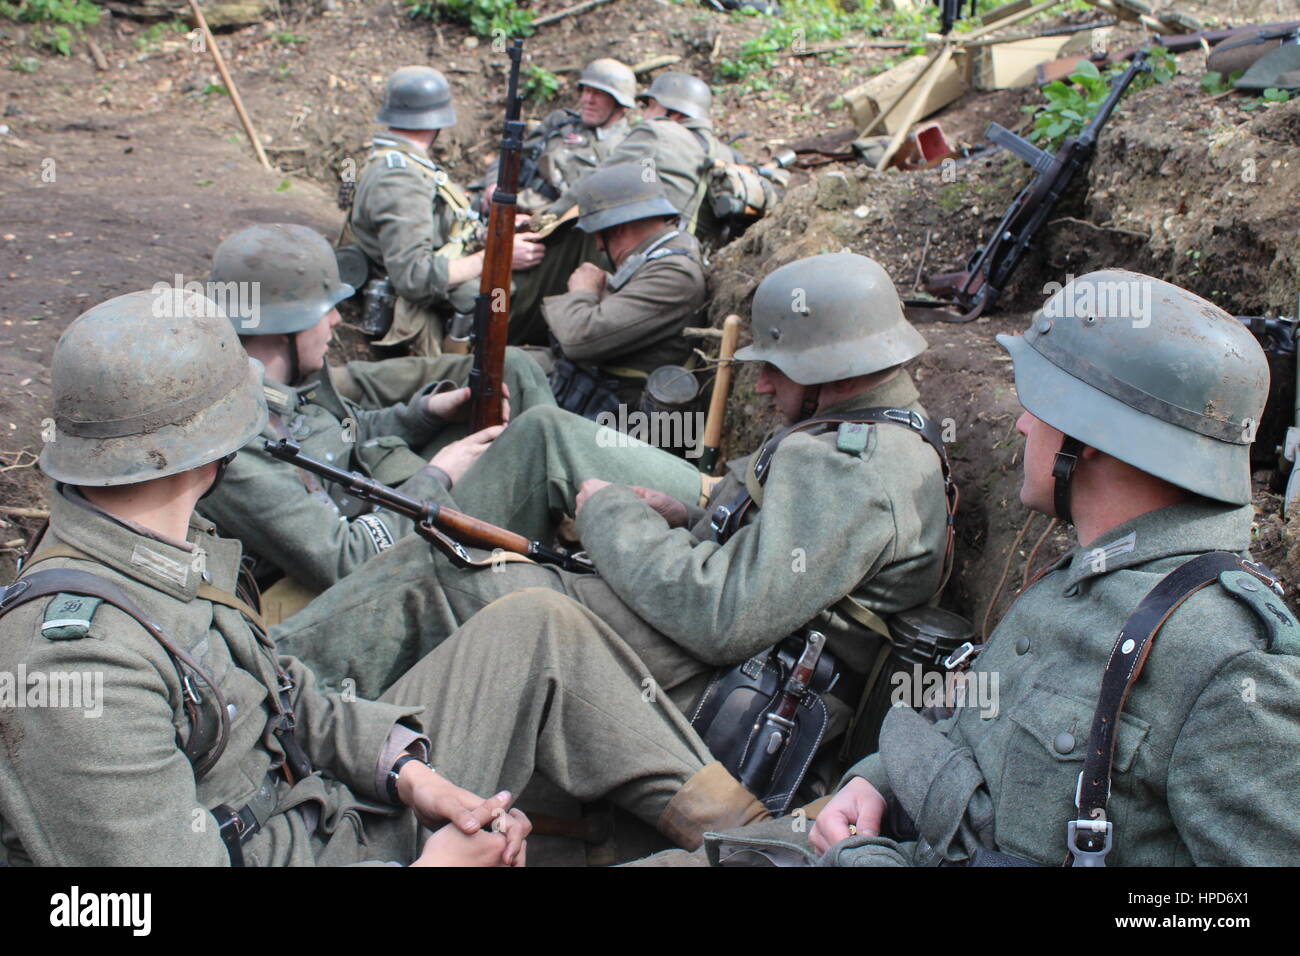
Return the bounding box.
[578,58,637,110]
[209,223,353,336]
[639,73,712,120]
[735,253,928,385]
[40,289,267,486]
[377,66,456,129]
[572,163,678,233]
[997,269,1268,506]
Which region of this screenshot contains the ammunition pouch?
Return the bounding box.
[689,634,839,813]
[549,357,623,421]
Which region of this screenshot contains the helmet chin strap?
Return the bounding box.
[1052,435,1084,525]
[799,384,821,422]
[287,331,302,386]
[200,452,237,501]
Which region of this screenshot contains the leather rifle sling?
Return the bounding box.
[1069,551,1274,863]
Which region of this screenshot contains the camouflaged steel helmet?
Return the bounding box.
[40,289,267,487]
[210,224,354,336]
[572,162,677,233]
[639,72,711,120]
[996,270,1269,505]
[377,66,456,130]
[579,58,637,109]
[734,253,928,385]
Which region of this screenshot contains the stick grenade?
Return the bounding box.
[698,314,742,474]
[186,0,272,171]
[468,39,525,433]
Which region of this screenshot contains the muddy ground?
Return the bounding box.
[3,0,1300,631]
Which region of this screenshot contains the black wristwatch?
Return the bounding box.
[386,753,430,805]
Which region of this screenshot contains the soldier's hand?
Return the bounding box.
[424,383,511,425]
[809,777,887,855]
[429,425,505,485]
[574,478,612,514]
[629,485,689,528]
[512,233,545,270]
[567,262,608,295]
[411,823,518,867]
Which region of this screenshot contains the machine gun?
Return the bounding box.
[264,438,595,573]
[936,0,977,36]
[468,39,526,432]
[910,50,1150,323]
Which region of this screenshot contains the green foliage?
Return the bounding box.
[1,0,101,55]
[274,179,292,193]
[1024,52,1177,152]
[522,63,558,102]
[133,19,188,51]
[9,55,40,72]
[405,0,534,39]
[202,82,229,97]
[275,31,307,45]
[1242,87,1294,111]
[1199,70,1243,96]
[713,0,930,83]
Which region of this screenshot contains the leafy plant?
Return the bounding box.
[405,0,533,39]
[133,19,188,52]
[202,82,229,97]
[1024,52,1176,152]
[1,0,101,56]
[521,64,559,103]
[275,31,307,45]
[1200,69,1243,96]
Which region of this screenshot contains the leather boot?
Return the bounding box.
[657,761,772,850]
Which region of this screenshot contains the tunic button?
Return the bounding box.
[325,452,335,462]
[227,703,237,721]
[1015,636,1031,655]
[1063,584,1080,597]
[1053,733,1075,754]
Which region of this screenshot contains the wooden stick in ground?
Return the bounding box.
[532,0,620,27]
[698,314,742,475]
[186,0,272,170]
[87,36,108,71]
[0,506,49,519]
[876,43,955,170]
[631,54,681,74]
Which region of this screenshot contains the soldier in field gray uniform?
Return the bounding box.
[639,270,1300,867]
[0,289,770,865]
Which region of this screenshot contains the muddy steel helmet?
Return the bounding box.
[734,253,928,385]
[40,290,267,487]
[997,269,1268,506]
[209,223,354,336]
[639,73,711,120]
[572,163,678,233]
[579,58,637,110]
[377,66,456,130]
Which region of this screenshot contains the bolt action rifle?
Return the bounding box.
[264,438,594,573]
[468,38,526,432]
[910,49,1150,323]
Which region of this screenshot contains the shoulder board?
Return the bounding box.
[1218,569,1300,656]
[42,592,104,640]
[835,421,872,457]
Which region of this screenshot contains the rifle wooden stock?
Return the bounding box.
[262,437,595,572]
[433,506,532,554]
[698,314,742,475]
[469,39,525,433]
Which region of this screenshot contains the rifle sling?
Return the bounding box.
[1071,551,1270,856]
